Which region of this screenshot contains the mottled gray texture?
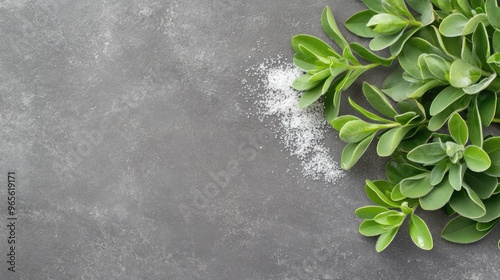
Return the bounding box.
[0,0,498,279]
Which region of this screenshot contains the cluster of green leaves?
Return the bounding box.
[291,0,500,251]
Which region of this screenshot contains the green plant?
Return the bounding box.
[291,0,500,251]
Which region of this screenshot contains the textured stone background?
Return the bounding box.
[0,0,498,279]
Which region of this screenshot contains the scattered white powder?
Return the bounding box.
[242,55,345,183]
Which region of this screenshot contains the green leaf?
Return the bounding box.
[293,53,317,71]
[428,96,472,131]
[350,43,393,66]
[474,194,500,223]
[356,206,390,219]
[367,13,408,35]
[406,0,434,25]
[389,27,421,57]
[450,185,486,219]
[308,68,330,82]
[400,172,433,198]
[365,180,400,208]
[429,87,465,116]
[476,219,499,231]
[298,85,323,109]
[362,83,398,118]
[370,29,405,51]
[442,216,493,244]
[362,0,387,13]
[345,10,379,38]
[409,214,433,250]
[485,0,500,30]
[339,120,382,143]
[439,13,469,37]
[462,13,489,36]
[420,177,455,210]
[463,73,497,94]
[376,227,399,252]
[448,59,482,88]
[348,98,393,123]
[377,126,413,157]
[463,171,498,199]
[449,163,464,191]
[407,143,447,165]
[385,0,412,17]
[472,22,491,71]
[330,115,360,131]
[493,31,500,53]
[374,210,406,226]
[390,183,406,201]
[476,91,497,126]
[448,113,468,145]
[399,37,445,79]
[292,75,321,91]
[321,6,349,50]
[399,126,433,152]
[291,35,337,59]
[407,80,445,99]
[468,97,483,147]
[483,136,500,176]
[341,133,376,169]
[386,160,426,184]
[464,145,491,172]
[421,54,450,81]
[430,161,451,186]
[359,220,387,236]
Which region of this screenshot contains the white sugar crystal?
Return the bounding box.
[242,56,345,183]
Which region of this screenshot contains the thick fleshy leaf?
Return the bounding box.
[448,59,482,88]
[339,120,381,143]
[474,194,500,223]
[439,13,469,37]
[468,97,483,147]
[442,216,493,244]
[430,161,451,186]
[330,115,360,131]
[350,43,393,66]
[365,180,400,208]
[450,185,486,219]
[370,30,405,51]
[472,22,491,70]
[485,0,500,30]
[461,13,489,36]
[345,10,379,38]
[362,83,398,118]
[464,171,498,199]
[376,227,399,252]
[377,126,414,157]
[362,0,387,13]
[359,220,387,236]
[406,0,434,25]
[321,6,348,50]
[400,172,433,198]
[483,137,500,176]
[428,96,472,131]
[291,35,337,59]
[298,85,323,109]
[386,160,426,184]
[374,210,406,226]
[356,206,390,219]
[476,91,497,126]
[341,133,376,169]
[463,73,497,94]
[409,214,433,250]
[464,145,491,172]
[293,53,317,71]
[448,113,468,145]
[449,163,464,191]
[389,27,421,57]
[348,98,393,123]
[420,177,455,210]
[430,87,465,116]
[407,143,447,165]
[367,13,408,35]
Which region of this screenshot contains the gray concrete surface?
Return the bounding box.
[0,0,498,279]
